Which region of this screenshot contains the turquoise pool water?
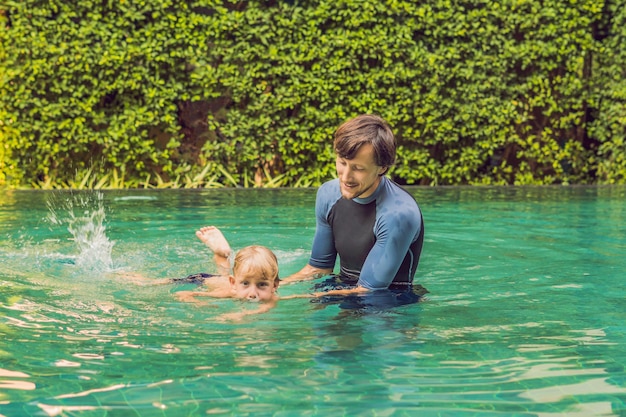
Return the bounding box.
[0,186,625,416]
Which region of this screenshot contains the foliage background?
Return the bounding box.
[1,0,625,188]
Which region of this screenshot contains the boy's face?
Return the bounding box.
[229,273,278,302]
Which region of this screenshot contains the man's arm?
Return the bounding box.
[280,264,333,284]
[282,181,338,284]
[313,286,369,296]
[282,286,369,299]
[358,210,422,290]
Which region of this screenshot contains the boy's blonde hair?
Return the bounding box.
[233,245,279,282]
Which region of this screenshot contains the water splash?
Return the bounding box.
[46,191,114,272]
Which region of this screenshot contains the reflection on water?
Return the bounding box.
[0,368,36,391]
[0,187,625,416]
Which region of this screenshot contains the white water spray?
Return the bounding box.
[46,191,114,272]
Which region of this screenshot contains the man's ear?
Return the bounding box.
[378,166,389,176]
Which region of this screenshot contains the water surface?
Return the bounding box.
[0,186,625,416]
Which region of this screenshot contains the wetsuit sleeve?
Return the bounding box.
[357,208,422,290]
[308,184,338,270]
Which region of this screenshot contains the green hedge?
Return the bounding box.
[590,0,626,183]
[1,0,625,188]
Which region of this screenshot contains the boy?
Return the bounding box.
[172,226,280,318]
[121,226,280,320]
[175,226,280,320]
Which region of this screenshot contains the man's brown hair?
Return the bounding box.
[333,114,396,171]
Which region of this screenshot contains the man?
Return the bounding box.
[284,114,424,295]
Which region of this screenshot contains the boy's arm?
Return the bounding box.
[115,272,171,286]
[176,287,232,303]
[217,300,277,321]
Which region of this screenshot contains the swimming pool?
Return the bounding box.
[1,186,625,416]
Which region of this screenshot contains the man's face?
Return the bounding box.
[335,143,386,200]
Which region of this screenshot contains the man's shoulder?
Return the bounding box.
[315,179,342,215]
[381,178,419,206]
[317,179,341,199]
[319,178,340,188]
[378,179,421,224]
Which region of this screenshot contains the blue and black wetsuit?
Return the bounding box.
[309,176,424,291]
